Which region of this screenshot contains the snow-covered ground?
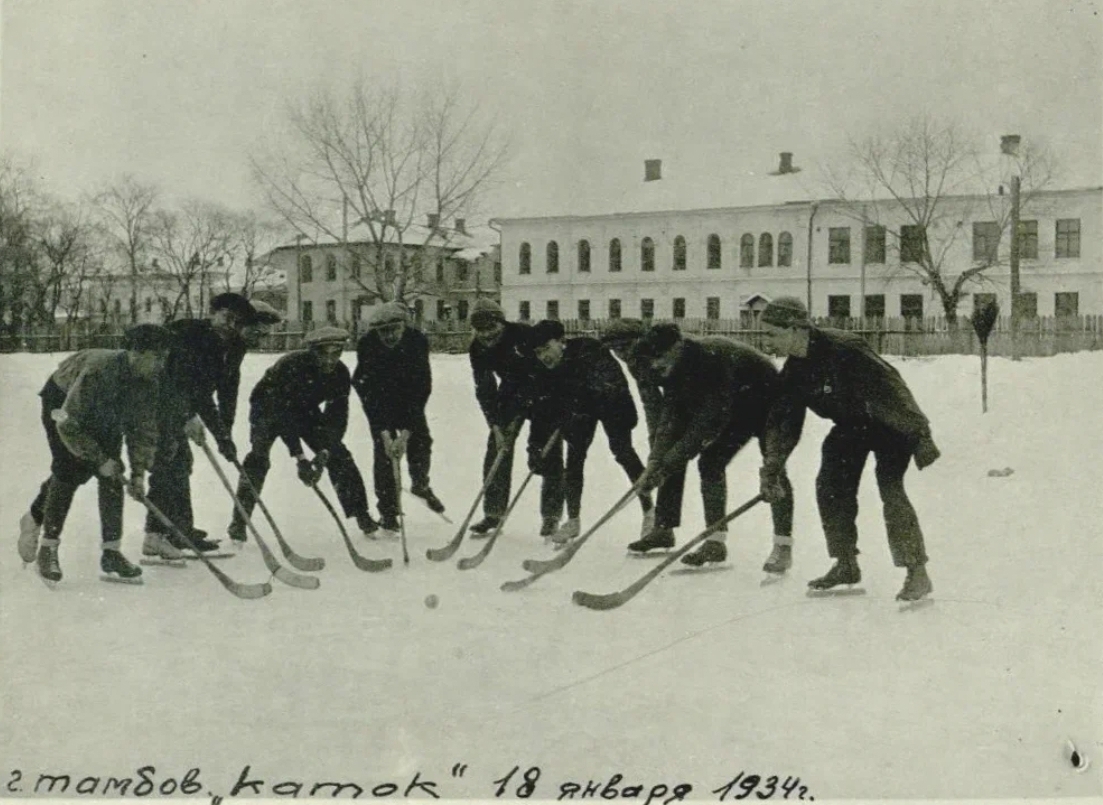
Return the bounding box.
[1,348,1100,801]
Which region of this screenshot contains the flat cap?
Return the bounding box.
[633,322,682,359]
[600,318,647,346]
[470,298,506,330]
[368,301,408,330]
[528,319,565,348]
[304,326,349,348]
[209,292,257,321]
[248,299,283,325]
[759,296,810,328]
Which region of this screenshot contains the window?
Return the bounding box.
[456,263,468,283]
[457,300,469,321]
[1017,220,1038,260]
[758,233,773,267]
[578,299,590,320]
[864,226,886,264]
[777,232,793,267]
[494,262,502,284]
[350,253,362,279]
[900,294,923,320]
[384,254,396,282]
[900,225,926,263]
[113,299,121,316]
[609,238,622,272]
[413,299,424,321]
[673,236,686,271]
[972,293,997,315]
[436,258,445,284]
[827,295,851,319]
[299,255,313,283]
[1055,291,1079,318]
[546,241,559,273]
[641,237,655,272]
[578,240,591,273]
[706,297,720,320]
[1056,219,1080,258]
[828,228,850,264]
[673,298,686,319]
[640,299,654,320]
[1015,292,1037,320]
[325,300,337,322]
[707,235,721,269]
[608,299,621,319]
[352,304,361,323]
[326,254,337,281]
[546,300,559,320]
[145,297,153,313]
[864,294,885,320]
[519,243,532,274]
[519,301,531,321]
[739,234,754,267]
[437,300,448,320]
[302,300,313,322]
[972,222,1000,263]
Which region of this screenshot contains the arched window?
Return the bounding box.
[299,254,313,283]
[739,234,755,268]
[546,241,559,273]
[758,233,773,267]
[350,252,362,278]
[609,238,622,272]
[673,236,686,271]
[326,253,338,281]
[519,242,531,275]
[578,240,591,273]
[641,237,655,272]
[707,234,721,269]
[778,232,793,267]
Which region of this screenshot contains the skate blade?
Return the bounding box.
[669,563,732,576]
[183,552,237,560]
[759,572,789,587]
[38,576,61,590]
[806,586,866,597]
[139,558,187,568]
[627,549,676,559]
[100,574,144,585]
[897,597,935,612]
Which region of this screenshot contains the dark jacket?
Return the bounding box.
[469,321,539,429]
[44,349,160,474]
[352,327,432,433]
[160,319,243,441]
[531,337,638,440]
[762,327,937,470]
[250,350,351,457]
[651,337,779,471]
[622,351,664,443]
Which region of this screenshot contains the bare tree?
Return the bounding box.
[34,199,106,326]
[825,115,1058,327]
[250,79,510,305]
[149,199,236,320]
[0,154,46,338]
[92,175,160,324]
[219,210,288,296]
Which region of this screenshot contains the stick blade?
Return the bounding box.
[228,579,274,599]
[456,551,488,571]
[353,554,393,572]
[285,552,326,572]
[521,549,573,575]
[426,537,462,562]
[274,566,321,590]
[571,589,627,611]
[500,575,537,592]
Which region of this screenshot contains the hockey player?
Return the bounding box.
[467,298,542,537]
[598,319,664,445]
[17,324,173,584]
[757,296,939,601]
[143,292,258,563]
[526,320,653,542]
[352,302,443,537]
[229,326,377,541]
[629,323,795,570]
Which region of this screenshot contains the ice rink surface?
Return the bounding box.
[1,349,1100,800]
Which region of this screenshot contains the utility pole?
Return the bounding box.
[859,204,868,325]
[1002,134,1022,361]
[806,202,818,316]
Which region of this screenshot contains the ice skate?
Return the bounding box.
[468,515,501,539]
[549,517,581,545]
[100,548,144,585]
[896,564,933,602]
[762,539,793,574]
[627,526,675,554]
[36,542,62,586]
[169,527,220,553]
[680,538,727,567]
[140,531,186,567]
[639,508,656,539]
[539,516,560,538]
[410,485,445,515]
[807,556,864,596]
[356,512,380,538]
[227,520,248,548]
[377,514,402,541]
[18,511,41,565]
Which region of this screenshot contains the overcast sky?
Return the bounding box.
[2,0,1100,219]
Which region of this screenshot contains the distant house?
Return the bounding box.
[77,266,232,325]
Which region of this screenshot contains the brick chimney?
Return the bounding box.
[384,209,397,226]
[644,159,662,182]
[454,218,467,235]
[779,152,793,173]
[1000,135,1021,156]
[427,213,440,229]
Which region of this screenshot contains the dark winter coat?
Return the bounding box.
[651,336,780,472]
[352,326,432,433]
[160,319,243,441]
[622,351,664,442]
[249,349,352,457]
[469,321,539,429]
[44,349,161,474]
[762,327,938,471]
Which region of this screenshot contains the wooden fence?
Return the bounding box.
[3,315,1102,358]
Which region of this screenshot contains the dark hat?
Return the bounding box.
[528,319,565,349]
[248,299,283,325]
[470,298,506,331]
[304,326,349,349]
[209,292,257,321]
[760,296,810,328]
[368,301,408,330]
[122,323,173,352]
[634,322,682,359]
[600,318,647,347]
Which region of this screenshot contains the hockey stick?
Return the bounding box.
[572,494,764,611]
[310,483,393,572]
[383,432,410,567]
[501,481,643,592]
[402,488,454,524]
[137,493,271,600]
[426,421,518,562]
[198,440,320,591]
[458,428,562,571]
[230,456,325,572]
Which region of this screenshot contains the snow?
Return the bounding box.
[1,348,1101,801]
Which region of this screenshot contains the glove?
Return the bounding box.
[216,435,238,463]
[98,457,123,478]
[313,448,330,469]
[184,415,206,445]
[297,457,322,486]
[637,462,665,493]
[492,425,513,452]
[759,466,788,503]
[126,472,146,501]
[914,434,941,470]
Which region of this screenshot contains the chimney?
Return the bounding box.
[427,213,440,230]
[644,159,662,182]
[779,152,793,173]
[384,209,396,226]
[1000,134,1021,156]
[454,218,467,235]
